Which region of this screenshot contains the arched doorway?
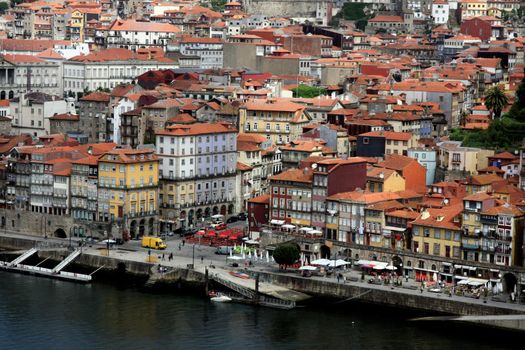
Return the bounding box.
[220,205,226,215]
[148,218,154,235]
[320,245,331,259]
[130,220,137,239]
[0,91,5,100]
[139,219,145,237]
[212,206,219,215]
[54,228,66,238]
[8,91,13,99]
[392,255,403,275]
[228,204,234,214]
[503,273,517,294]
[196,209,203,221]
[204,207,211,218]
[188,210,194,226]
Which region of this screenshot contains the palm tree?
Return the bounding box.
[484,85,509,119]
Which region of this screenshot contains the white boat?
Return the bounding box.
[210,294,232,303]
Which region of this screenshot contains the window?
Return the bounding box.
[363,137,369,144]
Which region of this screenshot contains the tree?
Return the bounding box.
[272,244,300,269]
[0,3,9,14]
[484,85,508,119]
[291,84,327,98]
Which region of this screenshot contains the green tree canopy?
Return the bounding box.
[291,84,327,98]
[484,85,509,118]
[272,244,300,268]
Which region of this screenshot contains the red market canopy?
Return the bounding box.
[195,230,205,236]
[206,230,217,237]
[218,231,230,239]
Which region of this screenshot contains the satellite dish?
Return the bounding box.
[312,163,318,169]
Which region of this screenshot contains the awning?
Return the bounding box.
[383,226,406,232]
[441,262,452,266]
[440,273,453,277]
[414,267,438,273]
[270,219,285,225]
[299,227,313,232]
[455,275,468,280]
[281,224,295,229]
[458,278,488,287]
[490,269,499,273]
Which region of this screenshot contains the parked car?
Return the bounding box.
[211,221,225,229]
[215,246,233,255]
[181,228,198,237]
[226,216,238,224]
[237,212,247,220]
[215,223,227,231]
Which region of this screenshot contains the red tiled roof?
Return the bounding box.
[110,19,181,33]
[158,123,237,136]
[80,92,111,102]
[49,113,79,121]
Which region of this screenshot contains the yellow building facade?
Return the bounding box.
[411,206,463,259]
[98,149,159,238]
[239,99,312,145]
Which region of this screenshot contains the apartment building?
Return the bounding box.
[239,99,313,145]
[155,123,238,232]
[97,149,159,238]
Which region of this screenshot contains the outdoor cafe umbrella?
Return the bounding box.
[281,224,295,230]
[385,265,397,271]
[310,259,331,266]
[329,259,351,268]
[299,265,317,271]
[227,256,244,261]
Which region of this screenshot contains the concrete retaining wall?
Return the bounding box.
[243,0,319,17]
[256,271,523,317]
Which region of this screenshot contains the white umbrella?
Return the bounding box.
[327,259,350,268]
[311,259,331,266]
[299,265,317,271]
[281,224,295,229]
[385,265,397,271]
[310,230,322,235]
[227,256,244,260]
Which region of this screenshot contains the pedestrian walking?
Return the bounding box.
[162,253,165,261]
[182,239,185,246]
[337,273,341,284]
[201,256,204,263]
[178,244,181,251]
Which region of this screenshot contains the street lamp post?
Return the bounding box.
[192,244,195,268]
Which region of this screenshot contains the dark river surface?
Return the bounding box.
[0,271,519,350]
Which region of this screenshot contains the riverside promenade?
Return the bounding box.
[2,232,525,331]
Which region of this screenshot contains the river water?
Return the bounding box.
[0,271,519,350]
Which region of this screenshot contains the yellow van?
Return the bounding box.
[141,236,167,250]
